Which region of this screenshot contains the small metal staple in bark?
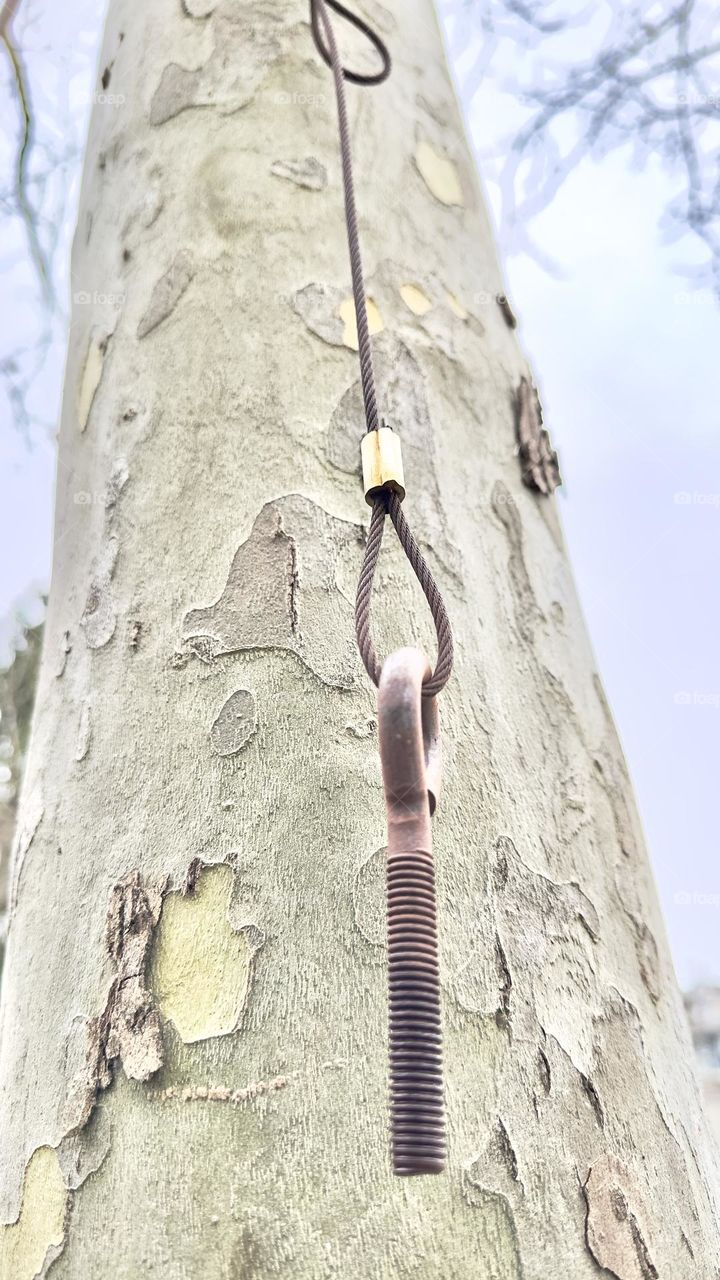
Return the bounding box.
[378,648,446,1176]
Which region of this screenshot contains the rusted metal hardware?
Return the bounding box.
[361,426,406,506]
[378,647,446,1176]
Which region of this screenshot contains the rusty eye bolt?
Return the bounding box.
[378,648,446,1176]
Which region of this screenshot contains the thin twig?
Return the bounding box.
[0,0,53,303]
[449,0,720,297]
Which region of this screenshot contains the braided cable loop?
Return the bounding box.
[310,0,452,1180]
[354,496,387,688]
[388,495,454,697]
[355,495,454,698]
[311,0,454,698]
[310,0,391,86]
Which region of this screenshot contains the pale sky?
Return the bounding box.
[1,1,718,988]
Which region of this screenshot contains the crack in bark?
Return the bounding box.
[578,1071,605,1129]
[496,1119,519,1183]
[537,1047,551,1094]
[583,1154,659,1280]
[495,933,513,1029]
[182,856,204,895]
[288,537,299,636]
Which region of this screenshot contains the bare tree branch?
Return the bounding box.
[449,0,720,296]
[0,0,53,303]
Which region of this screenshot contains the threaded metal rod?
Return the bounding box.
[378,648,446,1176]
[387,847,446,1175]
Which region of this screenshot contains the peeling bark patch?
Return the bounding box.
[270,157,327,190]
[515,376,561,495]
[0,1146,68,1280]
[150,9,281,125]
[137,250,194,338]
[77,330,110,431]
[210,689,257,757]
[80,536,118,649]
[445,290,468,319]
[182,496,360,688]
[339,296,383,351]
[414,141,464,206]
[400,283,432,316]
[100,874,165,1078]
[453,837,601,1070]
[293,282,347,346]
[64,873,165,1132]
[308,258,469,358]
[150,864,261,1044]
[584,1156,658,1279]
[294,282,384,353]
[151,63,205,126]
[183,504,295,657]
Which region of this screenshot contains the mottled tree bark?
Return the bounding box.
[1,1,718,1277]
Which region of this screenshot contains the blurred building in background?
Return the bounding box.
[685,986,720,1149]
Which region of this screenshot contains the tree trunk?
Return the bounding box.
[1,1,718,1276]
